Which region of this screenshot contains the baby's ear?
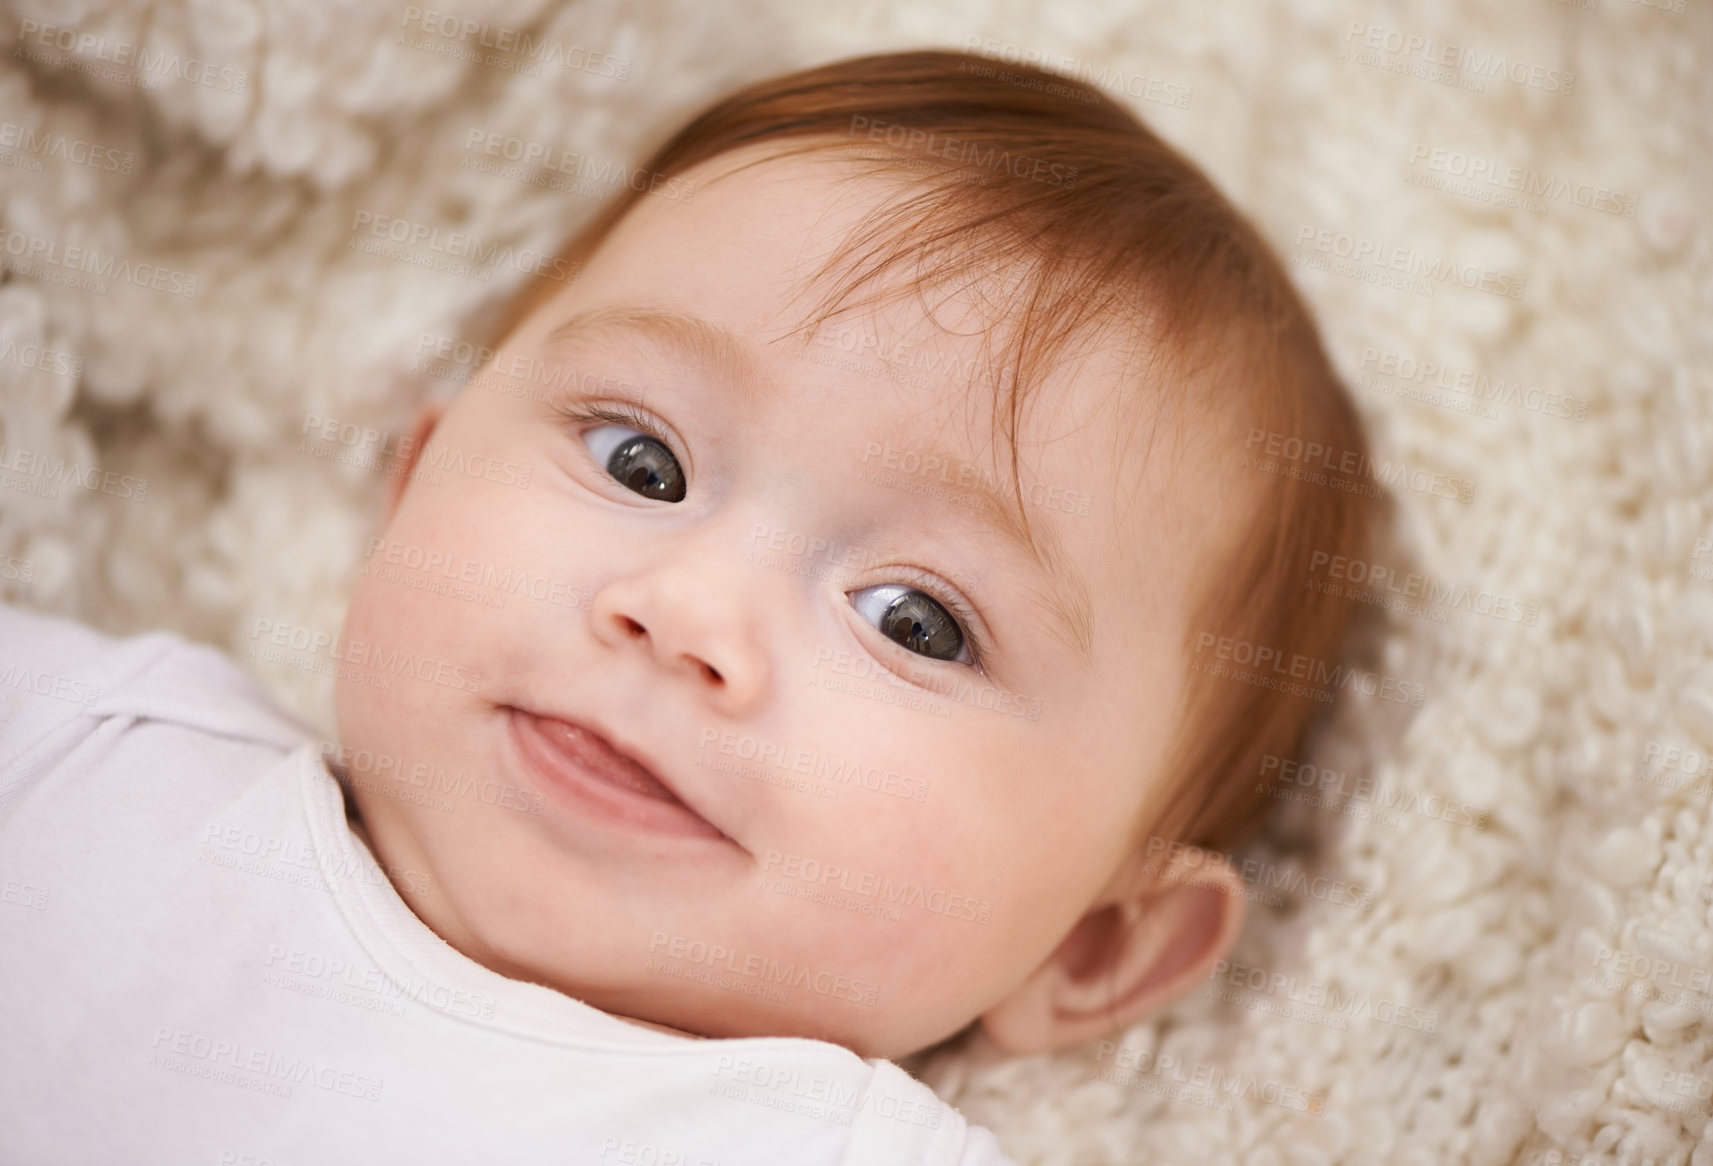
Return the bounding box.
[977,844,1245,1055]
[384,399,449,523]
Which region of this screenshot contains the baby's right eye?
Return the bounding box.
[564,403,688,503]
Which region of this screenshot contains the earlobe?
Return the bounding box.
[383,399,447,523]
[977,846,1247,1055]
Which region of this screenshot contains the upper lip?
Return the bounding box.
[515,705,731,841]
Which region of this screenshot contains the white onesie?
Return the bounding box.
[0,602,1017,1166]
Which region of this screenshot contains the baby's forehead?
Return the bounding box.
[736,151,1202,505]
[780,271,1189,522]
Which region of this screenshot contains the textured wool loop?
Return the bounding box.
[0,2,1709,1163]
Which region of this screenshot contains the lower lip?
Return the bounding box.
[508,708,727,841]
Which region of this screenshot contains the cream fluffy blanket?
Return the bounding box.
[2,0,1709,1162]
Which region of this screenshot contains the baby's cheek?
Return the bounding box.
[331,577,391,741]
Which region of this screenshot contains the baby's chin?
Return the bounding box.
[512,929,955,1060]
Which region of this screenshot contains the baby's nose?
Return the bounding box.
[587,543,774,712]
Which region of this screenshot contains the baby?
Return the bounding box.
[0,49,1372,1164]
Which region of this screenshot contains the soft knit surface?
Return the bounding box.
[2,1,1709,1162]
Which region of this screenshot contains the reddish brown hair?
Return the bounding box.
[484,50,1375,863]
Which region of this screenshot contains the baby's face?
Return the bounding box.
[336,144,1233,1059]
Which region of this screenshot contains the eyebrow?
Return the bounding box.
[544,306,1096,663]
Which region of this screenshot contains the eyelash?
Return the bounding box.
[554,399,992,677]
[554,399,680,459]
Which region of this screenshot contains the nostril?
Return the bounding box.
[618,616,646,638]
[701,662,722,683]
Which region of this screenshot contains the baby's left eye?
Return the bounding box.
[848,584,973,667]
[580,420,687,503]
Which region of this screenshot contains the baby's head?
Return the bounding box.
[333,50,1373,1062]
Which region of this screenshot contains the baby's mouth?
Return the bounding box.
[507,706,730,842]
[531,716,679,802]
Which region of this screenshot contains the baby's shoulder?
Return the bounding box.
[0,600,136,681]
[0,601,312,776]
